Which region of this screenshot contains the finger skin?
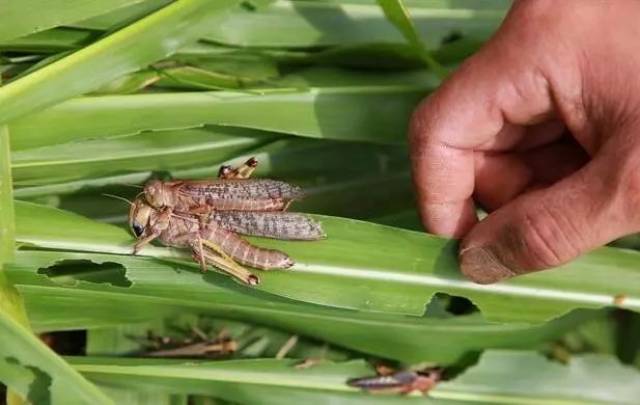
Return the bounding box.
[474,139,588,211]
[461,136,640,284]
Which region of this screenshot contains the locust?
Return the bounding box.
[347,367,441,395]
[143,157,303,214]
[136,327,237,358]
[128,158,325,285]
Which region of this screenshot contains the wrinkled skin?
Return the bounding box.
[410,0,640,283]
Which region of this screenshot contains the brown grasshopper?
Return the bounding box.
[143,157,303,214]
[347,367,442,395]
[128,158,325,285]
[136,327,237,358]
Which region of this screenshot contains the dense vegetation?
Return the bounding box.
[1,1,640,403]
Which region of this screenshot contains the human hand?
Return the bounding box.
[409,0,640,283]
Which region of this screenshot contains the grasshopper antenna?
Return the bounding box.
[102,193,134,206]
[120,183,144,189]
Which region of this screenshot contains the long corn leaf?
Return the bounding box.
[66,351,640,405]
[9,86,432,150]
[72,0,508,48]
[12,127,275,186]
[6,248,587,365]
[12,201,640,323]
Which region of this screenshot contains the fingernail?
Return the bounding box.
[459,246,517,284]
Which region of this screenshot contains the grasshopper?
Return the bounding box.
[347,367,441,395]
[128,158,325,285]
[143,157,303,214]
[137,327,237,358]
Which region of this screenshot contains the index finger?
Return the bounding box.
[409,47,554,237]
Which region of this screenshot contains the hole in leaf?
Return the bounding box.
[41,331,87,356]
[38,260,131,288]
[425,293,479,318]
[4,357,52,405]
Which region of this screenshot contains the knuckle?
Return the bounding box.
[518,207,579,269]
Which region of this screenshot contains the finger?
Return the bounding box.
[474,139,588,210]
[410,40,555,237]
[460,145,637,284]
[520,139,589,183]
[477,119,566,152]
[473,153,532,212]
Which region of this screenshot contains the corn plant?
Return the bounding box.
[1,1,640,404]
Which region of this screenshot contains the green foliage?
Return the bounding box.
[376,0,448,77]
[0,124,14,263]
[0,0,143,42]
[64,350,640,404]
[12,200,640,323]
[1,0,638,403]
[0,310,113,404]
[0,0,239,124]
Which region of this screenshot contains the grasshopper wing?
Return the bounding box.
[211,211,325,240]
[179,179,302,211]
[347,371,418,391]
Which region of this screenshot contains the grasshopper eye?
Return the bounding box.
[132,223,145,237]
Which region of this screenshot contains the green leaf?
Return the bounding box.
[0,0,239,124]
[71,357,414,405]
[0,124,14,263]
[91,69,160,95]
[16,2,506,51]
[73,0,172,30]
[0,28,95,52]
[7,248,586,365]
[73,0,507,49]
[12,127,275,186]
[376,0,448,78]
[86,315,352,361]
[9,85,432,150]
[12,201,640,324]
[0,309,113,404]
[66,350,640,404]
[0,113,28,332]
[0,0,144,42]
[432,350,640,404]
[14,135,414,221]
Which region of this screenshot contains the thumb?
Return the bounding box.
[459,150,638,284]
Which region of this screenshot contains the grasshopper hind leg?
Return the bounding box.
[218,157,258,180]
[190,237,260,286]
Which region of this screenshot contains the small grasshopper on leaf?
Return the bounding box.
[347,367,441,395]
[136,327,237,358]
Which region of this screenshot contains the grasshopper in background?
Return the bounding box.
[128,157,325,285]
[347,366,442,395]
[135,326,237,358]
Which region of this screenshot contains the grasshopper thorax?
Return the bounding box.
[144,180,175,210]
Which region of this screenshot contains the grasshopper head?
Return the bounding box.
[129,196,155,238]
[144,180,173,209]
